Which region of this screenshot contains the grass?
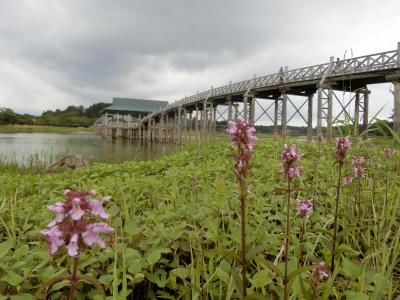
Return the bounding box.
[0,125,93,133]
[0,137,399,299]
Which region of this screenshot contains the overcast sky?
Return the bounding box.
[0,0,399,125]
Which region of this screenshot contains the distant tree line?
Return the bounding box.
[0,103,110,127]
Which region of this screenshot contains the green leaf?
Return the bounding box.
[231,267,243,300]
[246,243,271,261]
[256,256,284,279]
[0,239,14,257]
[1,271,24,286]
[252,269,272,288]
[342,258,364,280]
[146,249,161,266]
[288,265,315,282]
[10,295,33,300]
[335,244,359,256]
[345,291,369,300]
[51,279,70,291]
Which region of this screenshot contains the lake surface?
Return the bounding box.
[0,132,176,167]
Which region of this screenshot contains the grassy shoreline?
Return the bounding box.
[0,124,93,133]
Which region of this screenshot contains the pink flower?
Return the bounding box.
[67,233,79,257]
[41,226,65,254]
[313,261,329,280]
[384,148,396,159]
[88,197,110,219]
[296,199,313,218]
[280,144,302,178]
[47,202,65,227]
[82,223,114,248]
[42,189,113,257]
[227,119,257,152]
[352,155,367,178]
[352,155,365,165]
[335,137,350,162]
[353,167,366,178]
[69,198,86,221]
[227,119,257,179]
[344,176,353,185]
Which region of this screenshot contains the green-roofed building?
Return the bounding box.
[95,97,168,139]
[103,98,168,115]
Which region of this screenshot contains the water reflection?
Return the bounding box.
[0,132,176,166]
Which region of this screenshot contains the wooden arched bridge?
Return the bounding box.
[98,42,400,142]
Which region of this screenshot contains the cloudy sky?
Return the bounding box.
[0,0,399,125]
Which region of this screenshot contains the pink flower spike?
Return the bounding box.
[67,233,79,257]
[313,261,329,280]
[64,189,71,196]
[344,176,353,185]
[384,148,396,159]
[89,189,97,196]
[296,199,313,218]
[335,137,350,162]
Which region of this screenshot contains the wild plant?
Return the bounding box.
[279,144,301,300]
[352,155,366,216]
[226,119,256,298]
[331,137,350,272]
[36,189,114,299]
[310,261,328,299]
[296,198,313,263]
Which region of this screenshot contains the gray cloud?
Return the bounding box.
[0,0,399,123]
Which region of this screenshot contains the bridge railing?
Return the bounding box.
[142,49,398,123]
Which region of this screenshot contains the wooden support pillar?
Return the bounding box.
[195,105,199,142]
[327,88,333,140]
[165,114,171,142]
[394,81,400,131]
[178,107,182,144]
[307,94,313,142]
[188,111,193,142]
[160,114,164,142]
[234,103,239,121]
[354,92,360,137]
[281,92,287,137]
[213,105,217,139]
[249,97,256,126]
[316,88,323,138]
[363,87,369,139]
[227,98,233,122]
[274,99,279,137]
[243,96,248,121]
[203,101,208,141]
[208,102,214,140]
[182,108,187,143]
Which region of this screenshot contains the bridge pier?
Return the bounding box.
[281,92,288,137]
[307,94,313,142]
[394,81,400,131]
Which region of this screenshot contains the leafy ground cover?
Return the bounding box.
[0,137,399,299]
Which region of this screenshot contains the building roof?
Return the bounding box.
[103,98,168,113]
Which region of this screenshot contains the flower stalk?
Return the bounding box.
[331,137,350,272]
[226,119,256,298]
[280,144,302,300]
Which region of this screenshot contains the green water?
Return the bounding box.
[0,132,176,167]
